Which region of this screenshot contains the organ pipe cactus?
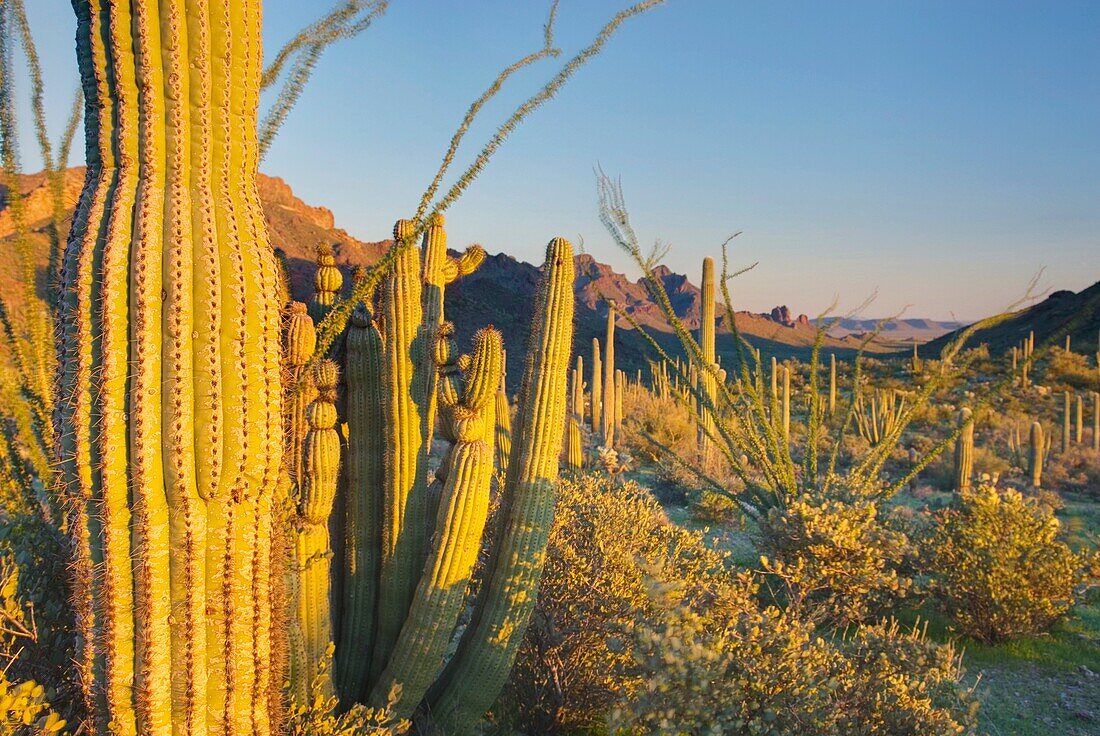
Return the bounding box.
[954,407,974,493]
[334,303,385,702]
[58,1,284,733]
[310,243,343,322]
[428,237,575,732]
[367,327,502,717]
[295,362,342,699]
[1029,421,1044,488]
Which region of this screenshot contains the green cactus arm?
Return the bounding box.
[495,374,513,473]
[368,328,502,717]
[371,221,430,683]
[335,306,386,703]
[429,237,575,733]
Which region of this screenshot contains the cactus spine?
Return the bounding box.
[58,1,283,733]
[602,306,616,447]
[954,407,974,493]
[1029,421,1044,488]
[429,237,575,732]
[699,257,716,453]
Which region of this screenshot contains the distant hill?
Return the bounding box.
[0,169,999,389]
[922,283,1100,359]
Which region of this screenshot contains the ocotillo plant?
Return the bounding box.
[591,338,603,435]
[954,408,974,493]
[1029,421,1044,488]
[58,1,285,733]
[602,305,617,448]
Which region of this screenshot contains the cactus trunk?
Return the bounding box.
[698,257,716,453]
[59,1,283,733]
[954,407,974,493]
[1028,421,1044,488]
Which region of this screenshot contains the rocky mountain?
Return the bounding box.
[923,283,1100,359]
[2,169,978,389]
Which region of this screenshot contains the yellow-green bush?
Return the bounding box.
[610,579,978,736]
[758,477,914,626]
[504,475,752,733]
[924,482,1092,642]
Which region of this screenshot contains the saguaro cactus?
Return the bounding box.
[591,338,602,434]
[954,407,974,493]
[781,364,791,442]
[698,257,717,453]
[58,1,284,733]
[1028,421,1044,488]
[602,306,616,447]
[829,353,837,416]
[1076,394,1084,444]
[1063,391,1072,452]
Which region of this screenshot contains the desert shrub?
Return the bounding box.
[503,475,752,733]
[1043,347,1100,392]
[285,651,407,736]
[609,579,978,736]
[923,482,1093,642]
[757,476,914,626]
[0,672,65,736]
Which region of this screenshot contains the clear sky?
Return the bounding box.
[17,1,1100,321]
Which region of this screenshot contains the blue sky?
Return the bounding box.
[18,1,1100,321]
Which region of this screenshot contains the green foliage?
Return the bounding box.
[923,482,1093,643]
[0,674,65,736]
[504,475,751,733]
[285,650,407,736]
[609,578,978,736]
[758,477,914,626]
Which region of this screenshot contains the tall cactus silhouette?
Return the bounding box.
[602,305,616,447]
[954,407,974,493]
[58,1,284,733]
[591,337,602,434]
[1028,421,1044,488]
[698,257,716,453]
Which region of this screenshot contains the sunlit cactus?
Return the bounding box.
[591,337,603,434]
[310,242,343,322]
[495,372,513,474]
[954,407,974,493]
[602,305,616,447]
[1029,421,1044,488]
[1063,391,1072,452]
[829,353,837,416]
[698,256,716,453]
[429,237,575,732]
[57,1,284,732]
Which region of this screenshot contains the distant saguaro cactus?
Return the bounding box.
[602,305,617,447]
[591,338,603,435]
[954,407,974,493]
[1028,421,1044,489]
[1063,391,1072,452]
[829,353,837,416]
[699,257,716,453]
